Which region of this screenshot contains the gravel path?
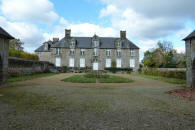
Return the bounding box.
[0,73,195,129]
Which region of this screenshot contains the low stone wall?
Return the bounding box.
[157,68,186,71]
[8,57,58,77]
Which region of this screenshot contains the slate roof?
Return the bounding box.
[183,30,195,41]
[0,27,14,39]
[35,40,53,52]
[51,37,139,49]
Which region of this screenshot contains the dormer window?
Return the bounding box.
[93,40,99,47]
[44,43,48,50]
[70,40,75,47]
[117,42,121,47]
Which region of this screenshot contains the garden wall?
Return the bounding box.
[157,68,186,71]
[8,57,58,77]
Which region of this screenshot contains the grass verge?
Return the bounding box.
[132,74,186,84]
[8,73,57,83]
[63,75,96,83]
[99,75,133,83]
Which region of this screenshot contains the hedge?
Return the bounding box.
[9,49,39,61]
[105,67,133,73]
[143,69,186,80]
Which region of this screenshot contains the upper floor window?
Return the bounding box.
[117,42,121,47]
[117,49,121,57]
[93,40,99,47]
[44,43,48,50]
[38,52,42,58]
[80,49,85,56]
[70,40,75,46]
[93,48,98,56]
[56,48,61,55]
[130,49,135,56]
[106,50,111,56]
[70,49,75,55]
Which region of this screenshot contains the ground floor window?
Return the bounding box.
[55,57,61,67]
[69,58,74,67]
[80,58,85,67]
[130,59,135,68]
[106,59,111,68]
[116,59,121,68]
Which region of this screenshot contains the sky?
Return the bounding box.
[0,0,195,60]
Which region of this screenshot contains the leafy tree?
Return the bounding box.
[9,39,24,51]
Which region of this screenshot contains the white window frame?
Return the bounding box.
[117,42,121,47]
[69,58,74,67]
[56,48,61,55]
[130,49,135,56]
[70,49,75,55]
[106,59,111,68]
[38,52,42,58]
[80,49,85,56]
[93,40,99,47]
[130,59,135,68]
[93,48,98,56]
[106,50,111,56]
[44,43,48,50]
[116,59,121,68]
[80,58,85,67]
[117,49,121,57]
[70,41,75,46]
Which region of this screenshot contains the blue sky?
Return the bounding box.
[0,0,195,60]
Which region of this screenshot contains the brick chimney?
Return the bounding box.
[53,38,59,44]
[65,29,71,38]
[120,30,126,40]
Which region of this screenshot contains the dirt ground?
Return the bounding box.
[0,73,195,129]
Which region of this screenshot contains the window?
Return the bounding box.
[117,49,121,57]
[44,43,48,50]
[93,48,98,56]
[106,50,111,56]
[106,59,111,68]
[117,42,121,47]
[38,52,42,58]
[80,58,85,67]
[69,58,74,67]
[70,41,75,46]
[130,49,135,56]
[56,48,61,55]
[93,40,99,47]
[116,59,121,68]
[55,57,61,67]
[80,49,85,56]
[70,49,75,55]
[130,59,135,68]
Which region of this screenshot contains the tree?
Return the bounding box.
[9,39,24,51]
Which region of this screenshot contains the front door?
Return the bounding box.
[93,62,98,70]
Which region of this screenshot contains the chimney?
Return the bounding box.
[53,38,59,44]
[65,29,71,38]
[120,30,126,40]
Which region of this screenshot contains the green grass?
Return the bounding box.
[132,74,186,84]
[99,75,133,83]
[8,73,57,83]
[63,74,133,83]
[63,75,96,83]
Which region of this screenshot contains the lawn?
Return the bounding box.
[62,75,96,83]
[8,73,57,83]
[63,74,133,83]
[132,74,186,84]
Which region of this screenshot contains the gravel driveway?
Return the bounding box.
[0,73,195,129]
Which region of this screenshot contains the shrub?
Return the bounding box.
[9,49,39,61]
[105,67,133,73]
[84,73,110,78]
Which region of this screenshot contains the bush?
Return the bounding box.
[9,49,39,61]
[143,68,186,79]
[105,67,133,73]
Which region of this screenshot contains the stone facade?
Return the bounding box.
[0,27,14,85]
[184,31,195,88]
[35,29,140,72]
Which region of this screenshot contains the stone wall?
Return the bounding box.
[157,68,186,71]
[8,57,58,77]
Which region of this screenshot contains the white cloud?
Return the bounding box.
[99,5,119,18]
[0,0,59,23]
[0,16,45,52]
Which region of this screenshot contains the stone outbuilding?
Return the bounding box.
[183,30,195,88]
[0,27,14,85]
